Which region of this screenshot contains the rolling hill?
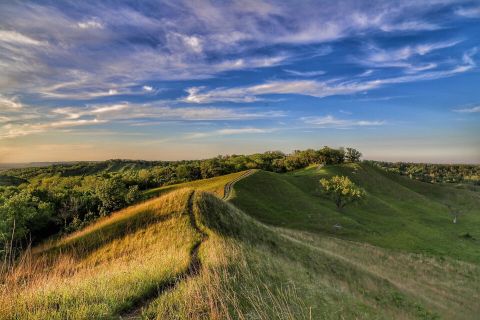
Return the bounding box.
[1,163,479,319]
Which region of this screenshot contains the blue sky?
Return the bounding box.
[0,0,479,163]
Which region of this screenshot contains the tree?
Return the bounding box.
[125,185,141,204]
[95,178,127,215]
[318,147,345,165]
[345,148,362,163]
[320,175,365,209]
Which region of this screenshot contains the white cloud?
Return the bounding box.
[302,115,385,128]
[1,99,286,139]
[380,20,440,32]
[187,127,275,139]
[142,85,153,92]
[455,6,480,18]
[0,95,23,109]
[453,105,480,113]
[183,48,477,103]
[181,34,202,53]
[284,69,326,77]
[358,70,374,77]
[0,119,105,139]
[363,40,462,70]
[77,19,104,29]
[91,104,128,114]
[0,30,43,46]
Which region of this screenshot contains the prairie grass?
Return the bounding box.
[144,171,249,199]
[1,166,479,319]
[0,189,199,319]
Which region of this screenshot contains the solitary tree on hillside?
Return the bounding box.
[320,175,365,210]
[345,148,362,163]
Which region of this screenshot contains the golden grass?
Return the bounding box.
[144,171,249,198]
[0,189,200,320]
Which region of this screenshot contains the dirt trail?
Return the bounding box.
[222,169,256,201]
[120,191,207,319]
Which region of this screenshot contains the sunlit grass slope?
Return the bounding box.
[1,166,479,319]
[230,163,480,264]
[144,170,249,198]
[0,189,200,319]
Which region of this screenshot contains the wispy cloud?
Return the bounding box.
[455,6,480,18]
[1,99,286,139]
[77,19,104,29]
[0,0,469,98]
[360,40,462,72]
[1,119,105,139]
[0,95,23,109]
[186,127,276,139]
[301,115,385,128]
[0,30,44,46]
[380,20,440,32]
[453,105,480,113]
[284,69,326,77]
[183,48,477,103]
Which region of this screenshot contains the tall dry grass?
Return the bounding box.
[0,189,199,319]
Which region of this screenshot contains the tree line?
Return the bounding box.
[367,161,480,185]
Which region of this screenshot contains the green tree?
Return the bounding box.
[95,178,127,215]
[320,175,365,209]
[125,185,141,204]
[345,148,362,163]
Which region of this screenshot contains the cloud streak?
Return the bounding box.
[0,95,23,109]
[0,101,286,139]
[301,115,385,129]
[187,127,276,139]
[183,49,476,103]
[453,105,480,113]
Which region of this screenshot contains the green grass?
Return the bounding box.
[230,163,480,264]
[2,164,479,319]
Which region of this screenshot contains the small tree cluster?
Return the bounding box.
[320,175,365,209]
[345,148,362,163]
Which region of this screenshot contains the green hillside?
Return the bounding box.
[230,163,480,263]
[1,164,479,319]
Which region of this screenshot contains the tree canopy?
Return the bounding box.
[320,175,365,209]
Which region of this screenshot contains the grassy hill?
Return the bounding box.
[1,164,479,319]
[230,163,480,264]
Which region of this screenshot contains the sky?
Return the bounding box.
[0,0,479,163]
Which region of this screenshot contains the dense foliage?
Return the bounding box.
[0,147,355,265]
[368,161,480,185]
[320,175,366,209]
